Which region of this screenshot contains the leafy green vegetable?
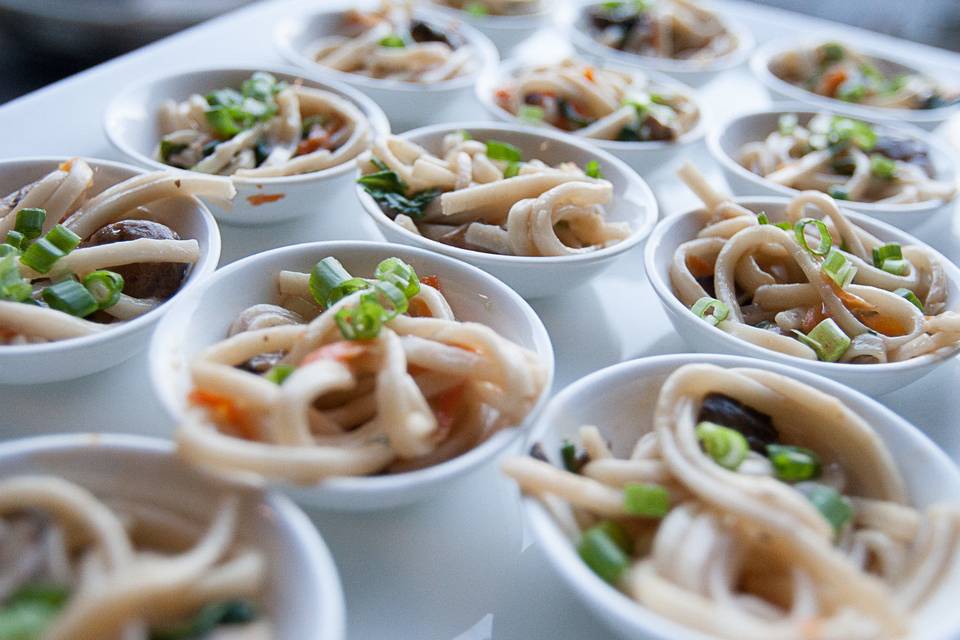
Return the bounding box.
[357,159,439,218]
[0,584,70,640]
[150,600,257,640]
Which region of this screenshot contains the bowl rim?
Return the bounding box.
[0,431,347,640]
[426,0,552,26]
[750,37,960,123]
[272,5,500,94]
[148,239,555,497]
[643,194,960,375]
[0,155,222,357]
[358,120,659,266]
[475,55,709,151]
[103,64,392,187]
[565,0,755,75]
[520,351,960,640]
[706,104,960,214]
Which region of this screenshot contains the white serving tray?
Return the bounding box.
[1,1,959,638]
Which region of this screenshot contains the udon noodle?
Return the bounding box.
[504,363,960,639]
[178,256,547,481]
[432,0,542,16]
[357,132,630,256]
[670,164,960,364]
[310,3,475,84]
[0,475,268,639]
[585,0,737,61]
[494,59,699,142]
[157,72,371,178]
[739,112,956,205]
[769,42,959,110]
[0,159,232,345]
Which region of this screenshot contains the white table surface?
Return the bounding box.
[2,1,959,638]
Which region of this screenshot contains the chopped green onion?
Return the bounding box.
[19,239,64,274]
[375,257,420,299]
[45,225,80,254]
[585,160,603,179]
[894,288,924,311]
[872,243,902,267]
[827,185,850,200]
[0,244,16,258]
[794,218,833,256]
[82,270,124,309]
[870,154,897,179]
[561,439,586,473]
[837,81,866,103]
[264,364,295,385]
[623,482,670,517]
[822,42,845,62]
[766,444,821,482]
[485,139,523,163]
[363,280,408,321]
[160,139,188,162]
[458,130,473,141]
[205,106,241,138]
[518,104,544,123]
[691,296,729,326]
[821,248,857,289]
[0,254,31,302]
[14,208,45,240]
[777,113,798,136]
[242,72,283,101]
[465,1,489,15]
[828,116,876,151]
[577,524,630,584]
[503,161,520,179]
[594,520,633,554]
[379,34,406,48]
[695,421,749,470]
[334,298,384,340]
[756,212,770,225]
[880,258,908,276]
[794,482,853,536]
[4,230,25,250]
[206,87,243,107]
[793,318,850,362]
[0,596,64,640]
[42,279,98,318]
[308,257,368,307]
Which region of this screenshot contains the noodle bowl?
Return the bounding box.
[507,355,960,640]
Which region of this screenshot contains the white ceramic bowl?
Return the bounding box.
[427,1,551,53]
[104,65,390,227]
[0,157,220,385]
[274,6,499,130]
[751,38,960,131]
[149,240,554,511]
[519,353,960,640]
[358,122,658,298]
[708,106,960,234]
[644,196,960,396]
[476,57,708,174]
[566,0,754,87]
[0,433,345,640]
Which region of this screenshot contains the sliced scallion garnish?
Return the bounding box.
[375,257,420,299]
[41,279,98,318]
[793,318,850,362]
[870,154,896,180]
[14,208,45,240]
[0,254,31,302]
[577,524,630,584]
[794,218,832,256]
[20,239,64,274]
[82,270,124,310]
[379,34,406,48]
[622,482,670,517]
[695,421,748,470]
[872,243,902,267]
[585,160,603,179]
[766,444,821,482]
[827,185,849,200]
[894,288,924,311]
[518,105,544,123]
[503,161,520,179]
[264,364,295,385]
[691,297,729,326]
[308,257,367,307]
[45,225,80,254]
[879,258,908,276]
[4,230,24,250]
[794,481,853,536]
[334,298,384,341]
[821,248,857,289]
[485,139,523,163]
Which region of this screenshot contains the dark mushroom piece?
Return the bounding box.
[410,20,463,49]
[82,220,188,300]
[697,393,780,453]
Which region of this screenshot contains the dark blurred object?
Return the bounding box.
[0,0,254,103]
[749,0,960,53]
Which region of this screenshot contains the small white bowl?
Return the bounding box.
[0,157,220,385]
[519,353,960,640]
[149,240,554,511]
[274,6,500,130]
[358,122,658,298]
[565,0,754,88]
[0,433,345,640]
[476,57,708,175]
[708,106,960,234]
[751,38,960,131]
[104,65,390,227]
[427,1,551,53]
[644,196,960,396]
